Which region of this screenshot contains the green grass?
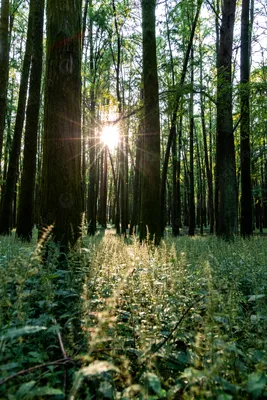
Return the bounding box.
[0,230,266,399]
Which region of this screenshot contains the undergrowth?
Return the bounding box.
[0,230,266,399]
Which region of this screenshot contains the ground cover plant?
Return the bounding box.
[0,230,266,399]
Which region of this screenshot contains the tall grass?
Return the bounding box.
[0,230,266,399]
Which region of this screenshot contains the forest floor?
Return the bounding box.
[0,229,266,399]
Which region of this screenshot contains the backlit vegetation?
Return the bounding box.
[0,231,266,398]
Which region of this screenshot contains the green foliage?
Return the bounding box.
[0,231,267,398]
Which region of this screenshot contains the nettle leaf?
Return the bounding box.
[0,326,46,341]
[99,381,113,399]
[16,381,36,399]
[142,372,163,396]
[217,395,233,400]
[247,372,266,397]
[26,387,64,398]
[0,362,19,371]
[248,294,265,302]
[69,361,119,400]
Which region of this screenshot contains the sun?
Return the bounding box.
[100,125,119,150]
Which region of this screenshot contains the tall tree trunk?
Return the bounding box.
[16,0,44,240]
[0,3,33,234]
[39,0,82,251]
[177,116,182,228]
[216,0,238,239]
[0,0,9,166]
[214,0,220,234]
[87,0,97,235]
[200,42,214,233]
[130,133,142,235]
[140,0,161,244]
[99,147,107,227]
[240,0,253,236]
[188,49,195,236]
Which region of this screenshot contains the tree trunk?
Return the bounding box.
[0,0,9,166]
[200,42,214,233]
[87,0,97,235]
[16,0,44,240]
[140,0,161,244]
[130,133,142,235]
[188,49,195,236]
[39,0,82,251]
[216,0,238,239]
[160,0,202,235]
[0,3,33,234]
[240,0,253,236]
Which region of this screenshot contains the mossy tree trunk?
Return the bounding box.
[0,2,33,234]
[16,0,44,241]
[140,0,161,244]
[216,0,238,239]
[39,0,82,251]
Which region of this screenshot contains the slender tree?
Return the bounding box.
[87,0,97,235]
[39,0,82,251]
[188,48,195,236]
[160,0,202,235]
[240,0,253,236]
[0,2,33,234]
[140,0,161,244]
[16,0,44,240]
[0,0,9,166]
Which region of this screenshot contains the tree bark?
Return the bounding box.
[16,0,44,240]
[240,0,253,236]
[140,0,161,244]
[87,0,97,235]
[216,0,238,239]
[188,48,195,236]
[0,2,33,234]
[39,0,82,251]
[0,0,9,166]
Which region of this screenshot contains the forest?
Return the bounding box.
[0,0,267,398]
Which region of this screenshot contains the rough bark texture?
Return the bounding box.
[0,3,33,234]
[0,0,9,165]
[16,0,44,240]
[216,0,238,239]
[140,0,161,244]
[240,0,253,237]
[39,0,82,250]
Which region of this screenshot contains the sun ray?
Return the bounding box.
[100,125,119,150]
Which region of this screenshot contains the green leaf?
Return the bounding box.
[99,381,114,399]
[0,362,19,371]
[142,372,162,396]
[248,294,265,302]
[217,395,233,400]
[16,381,36,399]
[27,387,64,397]
[247,372,266,398]
[0,326,47,341]
[69,361,119,400]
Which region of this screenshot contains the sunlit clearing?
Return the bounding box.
[100,125,119,150]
